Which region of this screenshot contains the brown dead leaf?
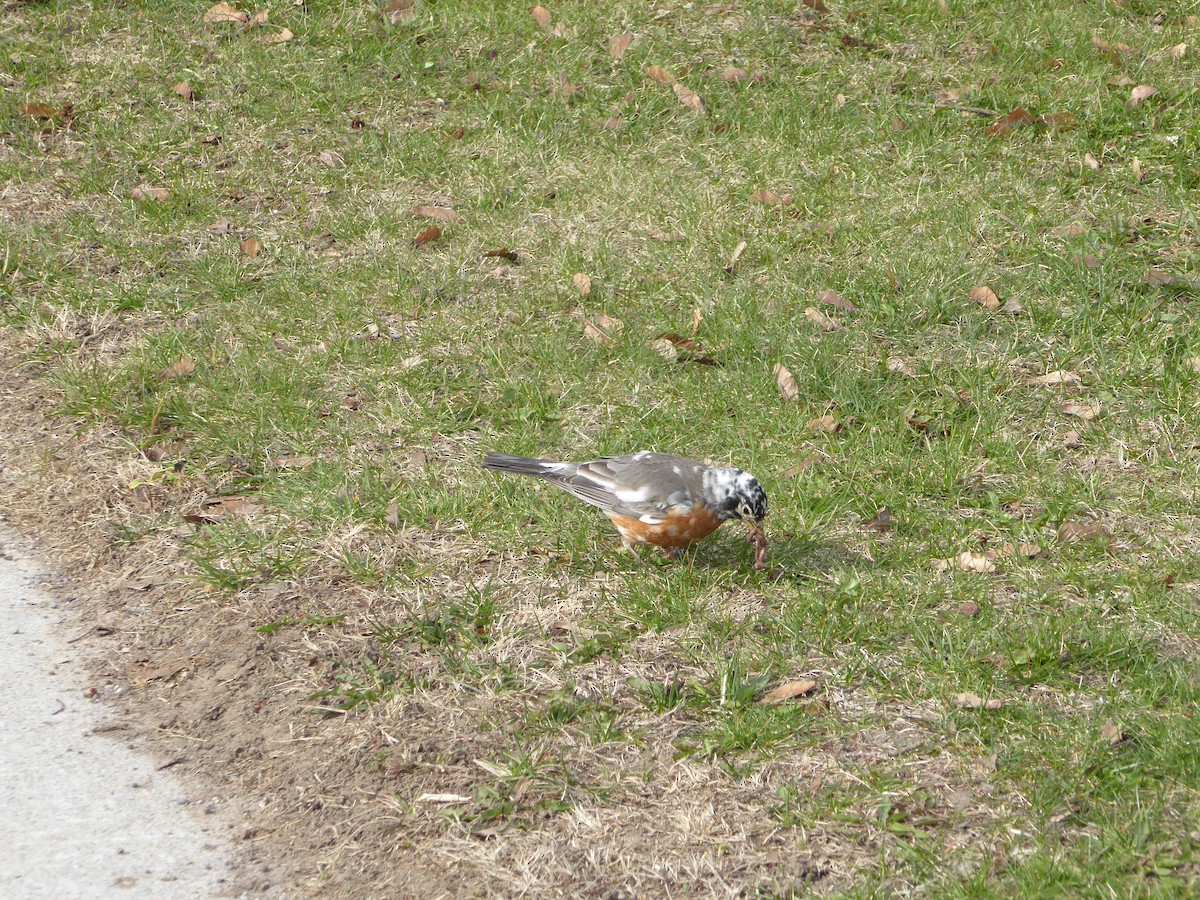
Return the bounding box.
[1092,36,1136,56]
[643,64,676,83]
[1131,158,1146,183]
[816,289,857,311]
[721,66,750,83]
[804,306,839,332]
[1166,42,1187,59]
[1100,719,1124,746]
[690,306,703,337]
[1063,430,1083,449]
[249,8,268,26]
[385,500,401,529]
[1083,152,1102,170]
[1001,297,1024,315]
[724,239,747,273]
[751,189,787,206]
[864,508,891,532]
[529,5,551,28]
[887,357,915,377]
[384,0,416,25]
[203,2,249,23]
[609,32,633,61]
[808,414,843,434]
[19,102,62,119]
[801,0,829,11]
[1037,111,1078,131]
[271,455,314,469]
[412,204,463,223]
[672,82,706,113]
[959,601,981,617]
[240,237,261,257]
[649,229,686,242]
[131,186,170,202]
[935,551,997,575]
[1127,84,1158,107]
[783,457,819,477]
[317,150,343,168]
[483,248,519,263]
[759,679,817,705]
[413,225,441,247]
[970,285,1000,310]
[572,272,592,296]
[156,358,196,381]
[1146,268,1173,287]
[956,692,1003,710]
[1028,370,1080,385]
[652,332,715,365]
[173,81,194,101]
[257,27,293,44]
[774,364,800,402]
[1057,521,1108,543]
[209,219,234,236]
[986,107,1035,136]
[584,314,623,345]
[1062,400,1099,420]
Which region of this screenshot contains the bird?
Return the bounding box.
[481,451,769,568]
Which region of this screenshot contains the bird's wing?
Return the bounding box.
[557,453,707,523]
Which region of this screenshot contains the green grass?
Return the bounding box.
[3,0,1200,894]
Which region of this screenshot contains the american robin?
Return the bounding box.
[482,451,769,568]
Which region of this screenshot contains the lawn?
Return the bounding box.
[2,0,1199,895]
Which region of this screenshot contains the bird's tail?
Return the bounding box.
[481,452,571,479]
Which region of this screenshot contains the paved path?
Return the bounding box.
[0,533,240,899]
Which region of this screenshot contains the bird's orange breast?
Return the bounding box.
[607,504,723,549]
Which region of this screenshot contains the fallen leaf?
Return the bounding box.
[1001,297,1024,315]
[156,358,196,381]
[209,218,234,236]
[890,115,907,131]
[240,237,261,257]
[412,204,463,223]
[643,64,676,83]
[1083,152,1102,170]
[804,306,839,331]
[386,500,401,529]
[956,692,1003,710]
[549,22,573,38]
[935,551,997,574]
[1075,252,1103,268]
[1063,430,1083,449]
[258,27,293,44]
[483,248,519,263]
[887,357,915,377]
[751,188,787,205]
[1131,158,1146,183]
[600,115,626,130]
[652,332,715,365]
[203,2,249,24]
[19,102,61,119]
[1062,400,1099,420]
[131,186,170,202]
[649,229,686,242]
[609,32,633,61]
[1145,267,1173,287]
[584,314,623,344]
[759,679,817,705]
[783,457,819,477]
[572,272,592,296]
[1100,719,1124,746]
[249,8,268,26]
[529,5,551,28]
[774,364,800,402]
[1092,36,1136,56]
[672,82,705,113]
[721,66,750,83]
[1127,84,1158,107]
[816,289,857,311]
[271,455,314,469]
[724,239,747,273]
[384,0,416,25]
[413,225,441,247]
[1037,111,1078,131]
[173,81,194,101]
[970,285,1000,310]
[959,601,981,617]
[864,508,891,532]
[1028,370,1080,385]
[986,107,1035,136]
[801,0,829,11]
[808,414,842,433]
[1057,521,1108,543]
[317,150,344,168]
[1166,42,1187,59]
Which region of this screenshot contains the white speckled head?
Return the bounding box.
[702,467,768,522]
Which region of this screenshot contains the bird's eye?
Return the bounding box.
[738,501,753,518]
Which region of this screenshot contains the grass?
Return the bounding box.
[3,0,1200,894]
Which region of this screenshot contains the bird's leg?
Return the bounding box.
[620,537,644,560]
